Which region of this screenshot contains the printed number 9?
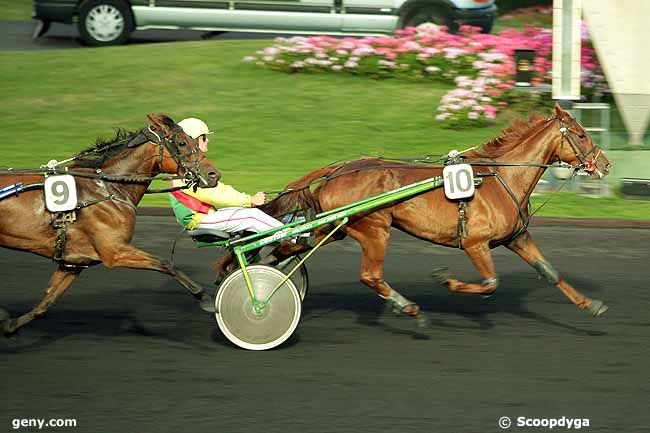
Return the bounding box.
[51,181,69,205]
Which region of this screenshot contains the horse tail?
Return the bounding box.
[261,165,336,218]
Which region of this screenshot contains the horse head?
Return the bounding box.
[551,104,611,179]
[144,114,220,188]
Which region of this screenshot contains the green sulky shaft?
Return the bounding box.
[239,176,443,253]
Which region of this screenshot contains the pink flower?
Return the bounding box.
[484,105,497,118]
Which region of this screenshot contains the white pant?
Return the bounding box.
[197,207,283,235]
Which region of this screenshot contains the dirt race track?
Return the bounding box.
[1,217,649,433]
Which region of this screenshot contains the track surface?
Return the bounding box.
[1,20,290,51]
[1,217,649,432]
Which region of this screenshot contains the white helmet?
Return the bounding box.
[177,118,214,139]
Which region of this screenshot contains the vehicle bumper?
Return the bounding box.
[33,1,77,24]
[452,4,497,31]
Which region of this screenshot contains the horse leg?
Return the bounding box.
[347,221,421,318]
[212,251,236,286]
[506,231,607,316]
[97,243,215,312]
[432,242,498,296]
[3,266,81,335]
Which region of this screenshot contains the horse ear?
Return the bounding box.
[147,113,177,132]
[554,103,565,116]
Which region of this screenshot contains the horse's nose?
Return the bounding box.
[208,170,221,184]
[604,163,611,174]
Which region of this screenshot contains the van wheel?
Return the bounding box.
[404,7,457,33]
[77,0,134,46]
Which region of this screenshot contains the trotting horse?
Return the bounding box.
[0,114,220,335]
[260,105,611,319]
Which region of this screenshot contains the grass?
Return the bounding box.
[0,40,504,200]
[530,193,650,220]
[1,39,648,219]
[494,9,553,33]
[0,0,32,21]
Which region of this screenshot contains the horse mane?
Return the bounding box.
[70,129,142,168]
[467,114,550,159]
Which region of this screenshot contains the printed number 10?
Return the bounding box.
[445,168,472,193]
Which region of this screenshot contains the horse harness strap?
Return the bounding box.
[456,200,468,249]
[478,171,531,244]
[52,211,76,262]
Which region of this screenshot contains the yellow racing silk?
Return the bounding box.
[170,179,252,209]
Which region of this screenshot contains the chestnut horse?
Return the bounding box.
[0,114,220,335]
[262,105,611,320]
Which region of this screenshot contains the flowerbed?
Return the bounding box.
[244,17,607,127]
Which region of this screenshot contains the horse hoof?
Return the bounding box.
[586,299,608,317]
[0,309,11,334]
[431,267,450,284]
[1,314,17,336]
[401,304,420,317]
[481,289,497,299]
[415,313,429,328]
[199,293,216,313]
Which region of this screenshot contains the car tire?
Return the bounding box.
[77,0,134,46]
[479,20,494,34]
[404,7,458,33]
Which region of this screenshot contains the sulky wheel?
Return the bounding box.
[215,265,301,351]
[276,256,309,301]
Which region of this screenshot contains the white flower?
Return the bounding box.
[444,48,466,59]
[472,60,487,70]
[243,56,256,62]
[425,66,441,73]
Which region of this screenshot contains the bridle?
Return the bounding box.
[555,115,602,175]
[145,125,207,188]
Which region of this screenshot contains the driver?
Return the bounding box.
[169,118,285,236]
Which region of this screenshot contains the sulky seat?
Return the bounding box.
[187,227,231,244]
